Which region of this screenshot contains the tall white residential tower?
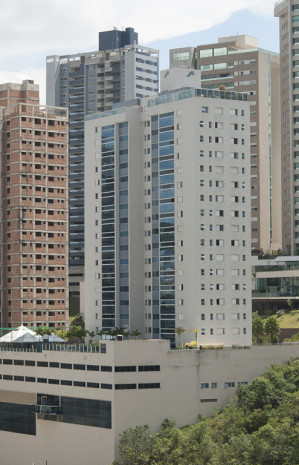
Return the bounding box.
[84,81,252,348]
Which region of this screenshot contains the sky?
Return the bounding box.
[0,0,280,103]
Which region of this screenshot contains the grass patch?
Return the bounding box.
[277,310,299,328]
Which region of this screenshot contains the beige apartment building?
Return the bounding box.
[275,0,299,255]
[170,36,282,252]
[0,339,298,465]
[0,80,69,328]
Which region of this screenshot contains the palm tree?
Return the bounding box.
[190,329,200,348]
[130,329,141,340]
[175,327,185,349]
[35,326,46,337]
[86,330,96,345]
[110,327,129,338]
[252,317,264,343]
[97,329,106,339]
[265,317,280,344]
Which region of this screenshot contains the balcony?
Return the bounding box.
[253,288,299,298]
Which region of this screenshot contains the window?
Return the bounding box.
[74,364,85,371]
[25,360,35,367]
[37,361,48,367]
[214,47,227,56]
[224,382,235,388]
[172,51,190,61]
[101,366,112,372]
[101,384,112,389]
[87,382,99,389]
[115,366,136,372]
[61,380,72,386]
[0,401,36,435]
[87,365,99,371]
[61,363,72,369]
[138,383,160,389]
[115,384,136,390]
[200,383,209,389]
[49,379,59,385]
[49,362,59,368]
[138,365,160,372]
[74,381,86,387]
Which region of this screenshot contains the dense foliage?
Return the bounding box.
[113,360,299,465]
[252,316,280,343]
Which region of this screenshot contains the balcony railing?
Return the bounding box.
[32,404,60,415]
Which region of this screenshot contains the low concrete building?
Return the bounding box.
[252,256,299,313]
[0,339,298,465]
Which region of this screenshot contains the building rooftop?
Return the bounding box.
[86,87,248,122]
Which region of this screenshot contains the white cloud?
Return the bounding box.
[0,0,276,59]
[0,0,276,103]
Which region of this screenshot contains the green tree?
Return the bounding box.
[113,425,152,465]
[70,313,85,328]
[287,298,293,312]
[264,317,280,343]
[113,361,299,465]
[55,329,68,340]
[66,326,86,343]
[252,317,265,343]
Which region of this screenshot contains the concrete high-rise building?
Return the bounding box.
[0,80,69,328]
[46,28,159,311]
[84,80,252,348]
[275,0,299,254]
[170,36,282,252]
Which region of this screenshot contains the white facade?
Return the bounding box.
[0,341,298,465]
[84,87,252,348]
